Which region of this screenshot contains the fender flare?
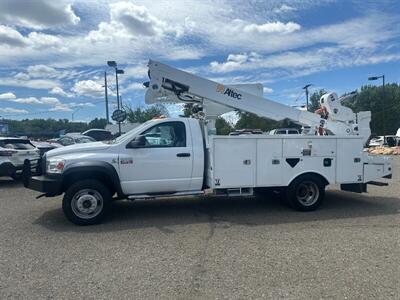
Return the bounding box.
[63,161,124,197]
[287,172,330,187]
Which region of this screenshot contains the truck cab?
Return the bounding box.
[24,118,205,225]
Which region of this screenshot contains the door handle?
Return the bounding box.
[177,153,191,157]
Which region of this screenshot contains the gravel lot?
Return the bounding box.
[1,158,399,299]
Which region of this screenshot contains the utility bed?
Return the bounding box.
[207,135,391,190]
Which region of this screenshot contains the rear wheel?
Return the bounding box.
[62,179,111,225]
[286,174,325,211]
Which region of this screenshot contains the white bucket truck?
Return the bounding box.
[24,60,392,225]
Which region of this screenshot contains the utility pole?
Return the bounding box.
[104,72,109,123]
[368,75,386,136]
[72,108,80,121]
[303,84,312,111]
[382,75,386,136]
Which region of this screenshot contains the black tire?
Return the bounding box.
[285,174,325,211]
[62,179,111,225]
[10,172,22,181]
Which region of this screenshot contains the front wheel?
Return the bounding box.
[62,179,111,225]
[10,172,22,181]
[286,174,325,211]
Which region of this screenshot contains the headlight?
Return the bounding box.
[46,158,65,174]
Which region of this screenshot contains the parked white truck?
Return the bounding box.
[24,60,392,225]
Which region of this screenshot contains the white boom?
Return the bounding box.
[145,60,371,143]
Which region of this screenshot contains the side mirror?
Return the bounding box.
[127,135,147,148]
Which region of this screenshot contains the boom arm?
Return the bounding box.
[145,60,371,141]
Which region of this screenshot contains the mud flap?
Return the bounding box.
[340,183,367,193]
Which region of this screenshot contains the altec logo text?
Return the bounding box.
[216,84,242,100]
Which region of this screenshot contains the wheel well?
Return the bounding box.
[62,171,116,195]
[289,172,329,187]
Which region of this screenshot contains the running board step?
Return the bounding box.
[367,181,389,186]
[127,190,204,200]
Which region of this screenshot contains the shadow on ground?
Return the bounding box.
[34,190,399,233]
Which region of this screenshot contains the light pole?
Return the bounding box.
[72,108,81,121]
[368,75,385,136]
[104,71,109,123]
[303,84,312,111]
[107,61,124,135]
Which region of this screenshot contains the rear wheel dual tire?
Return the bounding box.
[285,174,325,211]
[62,179,111,225]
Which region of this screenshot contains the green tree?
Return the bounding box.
[308,89,326,112]
[215,117,233,135]
[125,104,169,123]
[345,84,400,135]
[183,103,193,117]
[4,118,89,138]
[88,118,108,129]
[235,112,300,132]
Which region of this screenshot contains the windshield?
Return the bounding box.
[75,136,96,143]
[0,139,35,150]
[104,121,153,144]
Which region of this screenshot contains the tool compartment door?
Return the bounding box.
[213,138,256,188]
[256,138,283,186]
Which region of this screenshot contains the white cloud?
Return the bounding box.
[242,21,301,34]
[0,92,16,99]
[0,0,80,29]
[0,107,28,114]
[27,65,58,78]
[40,97,60,105]
[109,2,181,37]
[26,32,63,49]
[69,102,96,108]
[0,25,27,47]
[49,104,72,112]
[210,52,261,73]
[1,96,60,105]
[209,46,400,82]
[274,4,296,13]
[12,97,42,104]
[72,80,104,98]
[14,72,30,81]
[0,77,59,89]
[123,65,149,79]
[49,101,96,112]
[263,87,273,93]
[123,82,146,91]
[49,86,73,98]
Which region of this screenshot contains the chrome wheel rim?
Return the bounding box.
[296,181,319,206]
[71,189,103,219]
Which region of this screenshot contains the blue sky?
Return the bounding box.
[0,0,399,122]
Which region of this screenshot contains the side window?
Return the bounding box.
[140,122,186,148]
[288,130,298,134]
[59,137,74,146]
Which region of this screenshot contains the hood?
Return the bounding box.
[46,142,111,158]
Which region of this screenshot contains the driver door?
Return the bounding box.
[119,120,193,195]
